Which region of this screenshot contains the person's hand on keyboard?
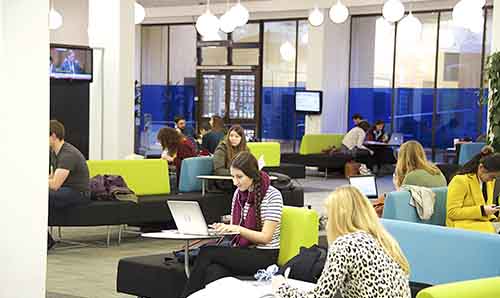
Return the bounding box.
[212,223,241,234]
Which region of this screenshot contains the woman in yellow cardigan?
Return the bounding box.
[446,146,500,234]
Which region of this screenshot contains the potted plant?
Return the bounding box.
[484,52,500,151]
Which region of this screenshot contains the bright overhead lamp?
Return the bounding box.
[196,0,220,37]
[329,0,349,24]
[220,0,237,33]
[135,2,146,24]
[398,11,422,42]
[383,0,405,23]
[280,41,296,62]
[308,7,324,27]
[48,0,63,30]
[231,0,249,27]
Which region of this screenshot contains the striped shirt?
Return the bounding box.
[231,185,283,249]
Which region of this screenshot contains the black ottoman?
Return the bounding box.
[264,163,306,179]
[117,254,187,298]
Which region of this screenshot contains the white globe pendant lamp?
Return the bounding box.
[196,1,220,37]
[329,0,349,24]
[308,6,324,27]
[48,0,63,30]
[220,11,237,33]
[202,31,222,41]
[453,0,484,32]
[280,41,296,62]
[231,0,249,28]
[134,2,146,24]
[383,0,405,23]
[399,11,422,42]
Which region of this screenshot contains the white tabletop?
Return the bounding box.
[141,230,222,240]
[197,175,278,180]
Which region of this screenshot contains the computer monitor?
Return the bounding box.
[348,175,378,199]
[295,90,322,114]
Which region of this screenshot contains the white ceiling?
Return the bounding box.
[138,0,269,8]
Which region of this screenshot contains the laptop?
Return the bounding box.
[167,201,216,236]
[348,175,379,199]
[388,133,403,145]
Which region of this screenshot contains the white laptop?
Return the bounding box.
[388,133,403,145]
[348,175,379,199]
[167,201,216,236]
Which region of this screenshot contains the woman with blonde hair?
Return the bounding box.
[273,186,411,298]
[393,141,447,190]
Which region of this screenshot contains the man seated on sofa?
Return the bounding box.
[48,120,90,250]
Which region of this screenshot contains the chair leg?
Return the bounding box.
[58,226,62,239]
[118,225,123,246]
[324,168,328,179]
[106,226,111,248]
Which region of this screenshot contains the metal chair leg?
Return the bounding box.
[106,226,111,248]
[324,168,328,179]
[118,225,123,246]
[58,226,62,239]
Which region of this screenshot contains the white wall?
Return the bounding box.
[0,1,48,297]
[493,0,500,52]
[50,0,88,45]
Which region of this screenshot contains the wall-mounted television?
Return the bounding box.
[295,90,323,114]
[50,44,93,82]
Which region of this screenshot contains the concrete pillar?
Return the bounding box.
[88,0,135,159]
[0,1,48,297]
[306,12,351,134]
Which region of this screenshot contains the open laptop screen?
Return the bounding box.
[349,175,378,198]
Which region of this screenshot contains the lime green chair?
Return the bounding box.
[416,277,500,298]
[247,142,281,167]
[278,206,319,266]
[87,159,170,195]
[299,134,344,155]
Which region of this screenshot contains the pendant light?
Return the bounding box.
[196,0,220,37]
[399,11,422,42]
[280,41,296,62]
[220,0,237,33]
[329,0,349,24]
[383,0,405,23]
[49,0,63,30]
[230,0,249,27]
[134,2,146,25]
[308,6,324,27]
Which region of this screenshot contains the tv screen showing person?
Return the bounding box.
[50,47,92,80]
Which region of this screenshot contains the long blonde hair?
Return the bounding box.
[395,140,440,187]
[325,186,410,274]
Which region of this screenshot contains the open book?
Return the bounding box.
[188,277,315,298]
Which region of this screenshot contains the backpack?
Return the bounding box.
[277,244,327,282]
[89,175,137,202]
[268,172,294,191]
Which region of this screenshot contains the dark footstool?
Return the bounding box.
[117,254,187,298]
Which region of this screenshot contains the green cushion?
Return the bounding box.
[299,134,345,155]
[87,159,170,196]
[247,142,280,167]
[417,277,500,298]
[278,206,319,266]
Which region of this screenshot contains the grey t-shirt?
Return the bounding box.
[50,142,90,192]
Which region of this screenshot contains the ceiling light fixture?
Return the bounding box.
[48,0,63,30]
[308,6,324,27]
[231,0,249,28]
[329,0,349,24]
[220,0,237,33]
[134,2,146,24]
[196,0,220,37]
[383,0,405,23]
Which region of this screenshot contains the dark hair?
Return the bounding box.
[174,116,185,124]
[457,146,500,174]
[157,127,183,154]
[50,120,65,140]
[225,125,249,167]
[352,113,363,120]
[200,121,211,132]
[357,120,370,132]
[211,115,224,132]
[231,152,263,230]
[374,120,385,126]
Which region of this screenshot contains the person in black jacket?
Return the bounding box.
[201,115,226,154]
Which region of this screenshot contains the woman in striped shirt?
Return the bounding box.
[181,151,284,298]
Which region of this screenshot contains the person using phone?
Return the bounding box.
[447,146,500,234]
[181,152,283,298]
[272,186,411,298]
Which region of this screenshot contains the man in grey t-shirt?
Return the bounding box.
[48,120,90,249]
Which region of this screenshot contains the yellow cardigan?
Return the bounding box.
[446,173,497,233]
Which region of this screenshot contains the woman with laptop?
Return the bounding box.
[181,151,283,298]
[273,186,411,298]
[446,146,500,234]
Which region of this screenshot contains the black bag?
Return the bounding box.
[277,245,327,282]
[269,172,294,191]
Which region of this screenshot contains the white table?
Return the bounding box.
[142,230,222,277]
[197,175,278,196]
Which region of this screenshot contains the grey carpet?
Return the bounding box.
[47,292,85,298]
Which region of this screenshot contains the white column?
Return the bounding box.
[493,0,500,52]
[0,1,48,297]
[89,0,135,160]
[305,14,351,134]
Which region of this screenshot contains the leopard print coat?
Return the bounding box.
[277,231,411,298]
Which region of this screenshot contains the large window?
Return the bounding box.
[349,8,492,159]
